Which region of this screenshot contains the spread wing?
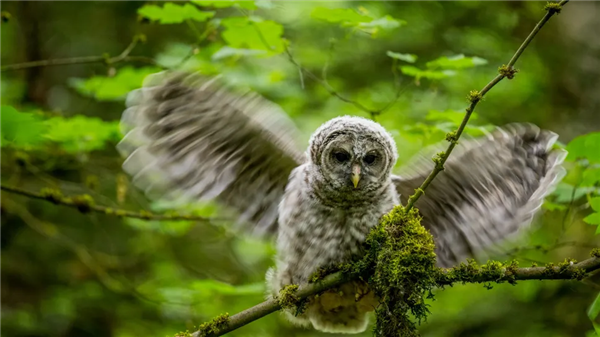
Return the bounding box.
[117,71,305,236]
[392,123,566,267]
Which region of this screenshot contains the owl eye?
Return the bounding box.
[333,151,350,163]
[363,154,377,165]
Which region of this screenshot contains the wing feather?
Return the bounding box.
[393,123,566,267]
[117,71,305,236]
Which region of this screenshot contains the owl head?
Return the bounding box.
[308,116,398,194]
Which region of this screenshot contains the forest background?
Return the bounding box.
[2,1,600,337]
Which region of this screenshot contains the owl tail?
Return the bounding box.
[282,282,377,334]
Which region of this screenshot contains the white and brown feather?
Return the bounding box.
[393,123,566,267]
[117,71,304,236]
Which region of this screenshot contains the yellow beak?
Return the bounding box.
[352,164,361,188]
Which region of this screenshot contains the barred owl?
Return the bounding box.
[117,71,566,334]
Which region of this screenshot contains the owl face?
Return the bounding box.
[309,116,398,194]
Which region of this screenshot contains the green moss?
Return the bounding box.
[138,210,153,220]
[544,2,562,14]
[591,248,600,258]
[353,205,438,337]
[39,188,64,204]
[539,258,587,280]
[278,284,300,309]
[69,194,95,213]
[174,330,192,337]
[436,259,519,286]
[543,262,556,277]
[498,65,518,79]
[195,313,230,337]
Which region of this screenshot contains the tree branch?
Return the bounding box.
[1,35,158,72]
[192,256,599,337]
[404,0,569,211]
[1,184,215,223]
[187,2,571,336]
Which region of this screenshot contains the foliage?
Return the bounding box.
[138,3,215,24]
[68,66,161,101]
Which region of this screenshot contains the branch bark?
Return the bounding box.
[194,256,598,337]
[1,35,158,72]
[1,184,215,223]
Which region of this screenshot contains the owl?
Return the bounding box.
[117,71,566,334]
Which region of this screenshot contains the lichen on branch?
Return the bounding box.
[361,206,438,337]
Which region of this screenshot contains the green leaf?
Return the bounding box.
[589,292,600,334]
[426,54,488,69]
[359,15,406,30]
[138,3,214,24]
[584,213,600,225]
[543,200,568,211]
[1,106,47,147]
[400,66,456,80]
[387,51,417,63]
[221,17,284,54]
[567,132,600,163]
[584,168,600,187]
[211,46,267,60]
[255,0,274,9]
[311,7,371,25]
[552,183,599,203]
[590,198,600,212]
[44,116,120,153]
[311,7,404,37]
[191,0,257,10]
[69,66,160,101]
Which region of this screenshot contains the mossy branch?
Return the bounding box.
[0,34,158,71]
[1,184,214,223]
[404,0,569,211]
[193,255,599,337]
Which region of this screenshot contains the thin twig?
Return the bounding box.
[404,0,569,211]
[1,184,215,223]
[1,35,157,72]
[284,46,387,118]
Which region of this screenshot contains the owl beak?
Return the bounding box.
[351,164,361,188]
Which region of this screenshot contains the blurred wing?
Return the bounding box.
[392,123,566,267]
[117,71,305,236]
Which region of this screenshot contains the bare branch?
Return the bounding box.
[1,184,215,223]
[283,45,401,120]
[1,35,158,72]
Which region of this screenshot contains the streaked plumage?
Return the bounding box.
[118,71,566,334]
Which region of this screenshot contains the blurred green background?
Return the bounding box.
[2,1,600,337]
